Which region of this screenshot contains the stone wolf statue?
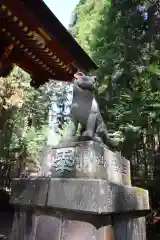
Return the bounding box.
[68,72,118,150]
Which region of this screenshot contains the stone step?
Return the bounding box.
[40,141,131,186]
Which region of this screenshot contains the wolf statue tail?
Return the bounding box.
[96,119,119,151]
[102,129,119,151]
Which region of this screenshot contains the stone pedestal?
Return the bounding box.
[9,141,150,240]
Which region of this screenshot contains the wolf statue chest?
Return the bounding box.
[71,85,98,125]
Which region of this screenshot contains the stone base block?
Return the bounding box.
[10,178,149,214]
[10,178,49,207]
[40,141,131,185]
[10,210,146,240]
[10,211,114,240]
[114,215,146,240]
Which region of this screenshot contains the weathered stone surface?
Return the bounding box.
[104,149,131,185]
[47,178,149,214]
[9,139,148,240]
[40,141,131,185]
[99,182,119,213]
[35,215,62,240]
[10,178,150,214]
[47,178,100,213]
[113,216,146,240]
[10,211,37,240]
[104,149,122,184]
[133,187,150,210]
[10,211,114,240]
[122,156,131,186]
[10,210,147,240]
[41,141,105,179]
[10,178,49,207]
[61,220,114,240]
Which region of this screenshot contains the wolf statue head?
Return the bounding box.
[73,72,97,92]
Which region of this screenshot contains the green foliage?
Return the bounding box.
[0,66,54,189]
[21,126,47,160]
[72,0,160,182]
[70,0,111,54]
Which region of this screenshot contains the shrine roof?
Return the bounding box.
[21,0,97,72]
[0,0,97,84]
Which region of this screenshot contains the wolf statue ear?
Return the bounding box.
[73,72,97,82]
[74,72,85,79]
[92,76,97,81]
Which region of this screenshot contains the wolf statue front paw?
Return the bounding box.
[94,134,104,144]
[82,130,94,137]
[58,136,79,147]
